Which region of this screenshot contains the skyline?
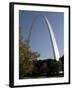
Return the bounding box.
[19,10,64,60]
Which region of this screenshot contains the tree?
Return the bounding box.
[19,28,40,79]
[47,60,62,76]
[59,55,64,72]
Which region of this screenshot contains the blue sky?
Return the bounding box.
[19,10,64,60]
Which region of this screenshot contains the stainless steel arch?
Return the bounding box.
[27,15,60,61]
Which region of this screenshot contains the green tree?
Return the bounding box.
[19,29,40,79]
[48,60,62,76]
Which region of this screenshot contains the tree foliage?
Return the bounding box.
[19,29,40,79]
[48,60,62,75]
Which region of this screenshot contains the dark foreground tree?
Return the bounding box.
[47,60,62,76]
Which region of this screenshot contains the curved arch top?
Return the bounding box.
[27,15,60,61]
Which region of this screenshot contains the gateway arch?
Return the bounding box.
[27,15,60,61]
